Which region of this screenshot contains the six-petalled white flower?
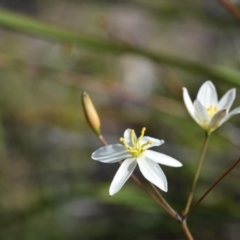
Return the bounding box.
[183,81,240,133]
[91,128,182,196]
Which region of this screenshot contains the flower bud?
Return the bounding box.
[82,92,101,135]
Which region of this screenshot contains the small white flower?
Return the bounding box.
[183,81,240,133]
[91,128,182,196]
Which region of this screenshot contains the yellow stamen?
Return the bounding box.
[141,141,152,148]
[120,137,130,150]
[120,127,152,158]
[137,127,146,147]
[206,106,218,118]
[131,130,136,146]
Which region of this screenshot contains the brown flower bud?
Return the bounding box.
[82,92,101,135]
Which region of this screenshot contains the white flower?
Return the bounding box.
[183,81,240,133]
[91,128,182,196]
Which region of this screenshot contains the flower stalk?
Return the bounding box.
[186,157,240,217]
[183,132,210,215]
[182,220,194,240]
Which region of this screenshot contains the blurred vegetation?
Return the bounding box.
[0,0,239,239]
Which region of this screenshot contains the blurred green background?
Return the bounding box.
[0,0,239,239]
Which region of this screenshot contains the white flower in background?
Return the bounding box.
[92,128,182,196]
[183,81,240,133]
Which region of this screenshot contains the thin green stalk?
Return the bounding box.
[98,134,108,146]
[183,132,210,215]
[186,157,240,217]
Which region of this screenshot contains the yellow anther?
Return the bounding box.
[141,127,146,136]
[137,127,146,147]
[120,137,129,149]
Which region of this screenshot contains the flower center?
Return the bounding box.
[120,127,152,158]
[206,106,218,118]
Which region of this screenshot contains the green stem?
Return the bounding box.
[183,132,210,215]
[186,157,240,217]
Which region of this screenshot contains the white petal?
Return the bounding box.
[223,107,240,122]
[183,88,200,125]
[197,81,218,107]
[208,109,227,130]
[109,158,137,196]
[141,137,164,149]
[194,100,209,123]
[183,88,195,119]
[124,128,136,146]
[144,150,182,167]
[137,156,168,192]
[92,144,131,163]
[218,89,236,111]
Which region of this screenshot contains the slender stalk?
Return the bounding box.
[183,132,210,215]
[181,220,194,240]
[149,182,181,221]
[218,0,240,21]
[98,134,108,146]
[97,134,178,219]
[186,157,240,217]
